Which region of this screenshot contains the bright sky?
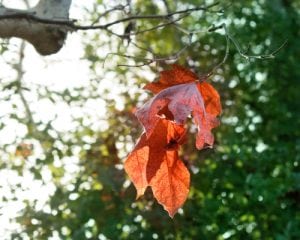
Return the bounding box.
[0,0,166,238]
[0,1,155,238]
[0,1,102,239]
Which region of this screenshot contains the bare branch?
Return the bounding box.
[0,2,220,31]
[14,41,35,127]
[223,24,287,60]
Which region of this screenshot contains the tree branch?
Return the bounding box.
[0,0,72,55]
[0,0,285,63]
[0,1,219,55]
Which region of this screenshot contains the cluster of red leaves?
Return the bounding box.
[124,65,222,217]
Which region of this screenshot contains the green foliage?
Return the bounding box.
[1,0,299,239]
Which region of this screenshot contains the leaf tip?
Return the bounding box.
[135,188,146,200]
[167,210,177,218]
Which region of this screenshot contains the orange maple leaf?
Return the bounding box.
[125,65,221,217]
[124,119,189,217]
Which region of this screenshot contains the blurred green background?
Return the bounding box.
[0,0,299,239]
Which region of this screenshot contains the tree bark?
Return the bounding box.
[0,0,72,55]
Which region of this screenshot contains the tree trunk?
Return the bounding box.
[0,0,72,55]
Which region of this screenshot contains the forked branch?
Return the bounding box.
[0,1,220,55]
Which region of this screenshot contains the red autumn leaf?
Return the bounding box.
[125,65,221,217]
[124,119,189,217]
[136,81,221,149]
[144,64,221,116]
[150,149,189,217]
[144,64,198,94]
[197,82,221,117]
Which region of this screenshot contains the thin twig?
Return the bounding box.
[170,22,287,78]
[224,24,288,60]
[23,0,30,8]
[202,24,230,80]
[91,4,128,26]
[127,13,189,37]
[129,41,155,55]
[106,34,194,68]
